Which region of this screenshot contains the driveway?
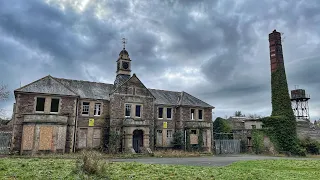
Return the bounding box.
[111,155,318,167]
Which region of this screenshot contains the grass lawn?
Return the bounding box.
[0,158,320,179]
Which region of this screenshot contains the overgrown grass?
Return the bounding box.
[1,158,320,179]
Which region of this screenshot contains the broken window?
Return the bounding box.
[82,102,90,115]
[125,104,131,117]
[135,105,141,118]
[166,108,172,119]
[36,97,45,112]
[191,130,197,134]
[158,107,163,119]
[94,103,101,116]
[191,109,195,120]
[167,130,173,138]
[50,98,60,113]
[198,110,203,120]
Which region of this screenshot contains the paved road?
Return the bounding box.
[111,155,318,167]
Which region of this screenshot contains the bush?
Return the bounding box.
[252,130,264,154]
[171,130,184,150]
[74,150,109,179]
[299,137,320,155]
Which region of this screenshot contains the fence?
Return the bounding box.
[214,139,240,154]
[0,132,12,154]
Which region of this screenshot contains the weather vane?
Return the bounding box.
[122,38,127,49]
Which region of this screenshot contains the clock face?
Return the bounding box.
[122,62,129,70]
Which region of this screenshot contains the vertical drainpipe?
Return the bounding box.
[73,97,79,153]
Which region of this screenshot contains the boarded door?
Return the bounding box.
[39,126,53,150]
[93,128,101,148]
[156,130,162,146]
[214,140,240,154]
[78,128,87,148]
[22,125,35,150]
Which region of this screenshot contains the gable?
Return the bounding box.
[112,74,154,98]
[180,92,213,108]
[15,75,77,96]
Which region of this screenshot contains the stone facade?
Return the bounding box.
[11,47,214,154]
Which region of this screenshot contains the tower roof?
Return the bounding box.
[119,48,129,56]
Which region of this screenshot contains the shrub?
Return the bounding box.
[171,130,184,150]
[108,131,120,154]
[299,137,320,155]
[252,130,264,154]
[74,150,109,179]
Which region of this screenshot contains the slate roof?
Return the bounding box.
[15,75,214,108]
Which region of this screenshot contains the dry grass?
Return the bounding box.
[153,149,212,158]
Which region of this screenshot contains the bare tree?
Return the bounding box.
[0,84,9,117]
[247,113,263,119]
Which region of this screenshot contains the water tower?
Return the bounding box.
[290,85,310,121]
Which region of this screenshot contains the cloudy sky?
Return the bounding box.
[0,0,320,120]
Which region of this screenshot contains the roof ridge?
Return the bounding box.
[148,88,181,93]
[15,75,51,91]
[182,91,214,108]
[51,77,79,96]
[54,76,113,85]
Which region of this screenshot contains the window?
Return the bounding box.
[191,109,195,120]
[94,103,101,116]
[50,98,60,113]
[125,104,131,117]
[167,130,173,138]
[198,110,203,120]
[191,130,197,134]
[82,102,90,115]
[166,108,172,119]
[36,97,45,112]
[158,107,163,119]
[135,105,141,118]
[252,125,256,129]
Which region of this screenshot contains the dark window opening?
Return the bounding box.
[36,97,45,112]
[191,109,195,120]
[198,110,203,119]
[158,107,163,118]
[252,125,256,129]
[50,98,60,112]
[167,108,172,119]
[191,130,197,134]
[136,105,141,117]
[125,104,131,117]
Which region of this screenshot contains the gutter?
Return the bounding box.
[72,97,79,153]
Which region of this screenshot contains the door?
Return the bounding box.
[132,130,143,153]
[78,128,88,149]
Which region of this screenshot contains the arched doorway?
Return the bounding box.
[132,130,143,153]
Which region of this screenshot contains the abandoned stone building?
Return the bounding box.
[10,46,214,154]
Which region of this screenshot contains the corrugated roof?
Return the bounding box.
[15,75,214,108]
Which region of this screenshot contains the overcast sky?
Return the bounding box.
[0,0,320,120]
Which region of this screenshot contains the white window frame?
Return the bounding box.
[94,103,102,116]
[167,130,173,138]
[82,102,90,116]
[125,104,132,118]
[158,107,164,119]
[166,107,172,120]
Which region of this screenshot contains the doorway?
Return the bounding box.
[132,130,143,153]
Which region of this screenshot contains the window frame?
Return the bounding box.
[50,98,60,113]
[158,107,164,119]
[198,109,203,120]
[94,103,102,116]
[82,102,90,116]
[35,97,46,113]
[135,104,142,118]
[125,103,132,118]
[166,107,172,120]
[167,130,173,138]
[191,109,195,120]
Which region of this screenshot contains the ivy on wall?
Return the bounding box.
[108,131,121,154]
[252,130,264,154]
[265,67,302,155]
[185,128,206,152]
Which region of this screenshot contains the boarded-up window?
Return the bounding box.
[93,128,101,148]
[36,97,45,112]
[50,98,60,113]
[158,107,163,118]
[39,126,53,150]
[167,108,172,119]
[78,128,87,148]
[22,125,35,150]
[56,126,66,150]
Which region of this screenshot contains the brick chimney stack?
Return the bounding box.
[269,29,284,72]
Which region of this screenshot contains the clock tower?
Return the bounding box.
[114,38,131,87]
